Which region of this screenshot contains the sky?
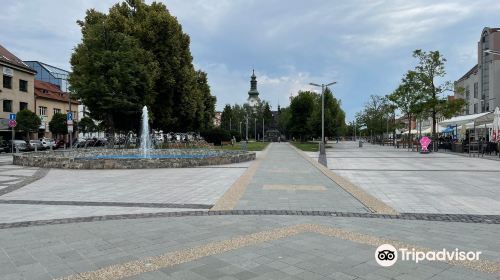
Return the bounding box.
[1,0,499,121]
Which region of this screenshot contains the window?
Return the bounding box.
[474,103,478,114]
[3,75,12,89]
[465,85,470,100]
[473,82,478,98]
[19,79,28,92]
[53,108,61,115]
[3,100,12,112]
[38,106,47,116]
[19,102,28,110]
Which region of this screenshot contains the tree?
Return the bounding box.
[70,7,159,134]
[78,117,97,136]
[289,91,316,141]
[70,0,216,133]
[309,88,346,139]
[196,70,216,130]
[388,71,424,143]
[49,113,68,137]
[412,49,464,144]
[15,109,41,139]
[220,104,233,131]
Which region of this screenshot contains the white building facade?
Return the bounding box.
[455,27,500,115]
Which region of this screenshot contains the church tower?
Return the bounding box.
[247,69,260,107]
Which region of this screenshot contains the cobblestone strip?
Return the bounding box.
[56,223,500,280]
[305,224,500,276]
[56,224,307,280]
[0,199,212,209]
[0,168,49,196]
[290,144,397,215]
[210,144,271,210]
[0,210,499,229]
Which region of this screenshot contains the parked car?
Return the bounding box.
[7,140,30,152]
[0,140,8,153]
[54,139,66,149]
[40,138,55,149]
[28,140,44,151]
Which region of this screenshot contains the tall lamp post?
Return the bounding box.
[253,118,256,140]
[245,116,249,141]
[309,81,337,155]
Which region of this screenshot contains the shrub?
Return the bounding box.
[230,130,242,142]
[201,128,231,145]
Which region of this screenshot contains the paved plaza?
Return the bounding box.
[307,142,500,215]
[0,143,499,279]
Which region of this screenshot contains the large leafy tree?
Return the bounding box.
[309,88,346,138]
[49,113,68,137]
[388,71,424,141]
[289,91,316,141]
[15,109,41,139]
[70,0,215,133]
[412,49,464,141]
[78,116,97,136]
[220,104,233,131]
[70,8,159,134]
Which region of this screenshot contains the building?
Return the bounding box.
[213,111,222,127]
[23,61,85,121]
[247,70,260,107]
[34,80,78,138]
[0,44,36,134]
[455,27,500,115]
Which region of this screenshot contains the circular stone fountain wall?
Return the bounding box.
[13,149,255,169]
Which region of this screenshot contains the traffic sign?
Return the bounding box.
[68,125,73,133]
[67,120,73,125]
[67,112,73,121]
[8,120,16,128]
[9,113,16,120]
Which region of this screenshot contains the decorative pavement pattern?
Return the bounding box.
[307,142,500,215]
[0,216,499,280]
[0,144,499,279]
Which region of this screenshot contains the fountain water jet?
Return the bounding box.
[140,106,151,157]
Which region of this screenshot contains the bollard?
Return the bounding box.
[359,140,363,148]
[35,145,37,152]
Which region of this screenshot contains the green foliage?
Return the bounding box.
[220,141,269,151]
[308,88,346,138]
[355,95,395,137]
[229,130,242,142]
[289,91,316,140]
[78,117,97,135]
[15,109,41,138]
[279,89,347,141]
[412,49,462,135]
[70,1,216,133]
[49,113,68,136]
[219,100,274,140]
[200,128,231,146]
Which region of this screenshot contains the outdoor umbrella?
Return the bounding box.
[493,107,500,143]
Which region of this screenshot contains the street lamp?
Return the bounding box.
[309,81,337,155]
[254,118,257,140]
[246,116,249,141]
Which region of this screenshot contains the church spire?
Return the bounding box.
[247,69,260,107]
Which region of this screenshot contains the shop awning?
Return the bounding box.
[439,112,492,126]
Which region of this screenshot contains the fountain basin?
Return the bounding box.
[13,149,255,169]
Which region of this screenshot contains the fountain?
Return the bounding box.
[140,106,151,158]
[12,105,256,169]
